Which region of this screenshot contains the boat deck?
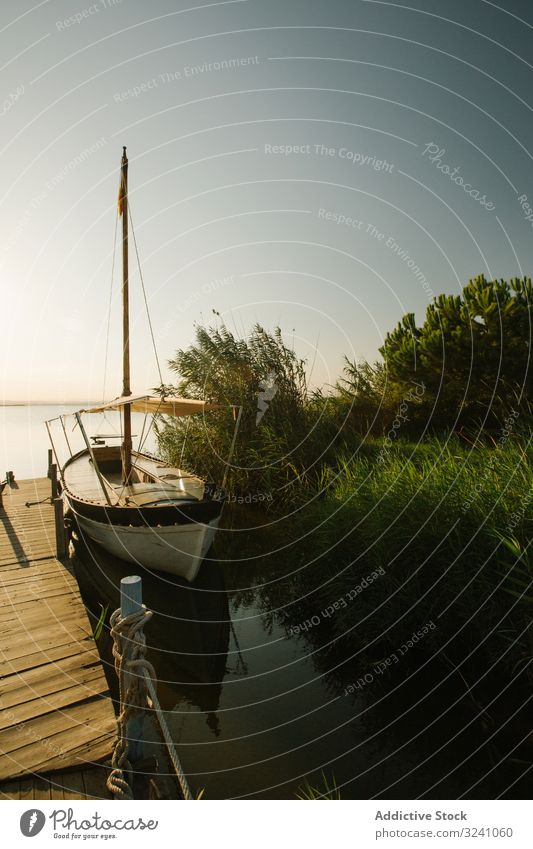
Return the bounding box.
[63,448,205,506]
[0,477,116,792]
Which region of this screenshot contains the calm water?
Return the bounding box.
[0,404,156,480]
[73,537,529,800]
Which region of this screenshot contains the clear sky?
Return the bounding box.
[1,0,532,402]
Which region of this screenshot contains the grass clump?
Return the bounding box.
[295,772,341,800]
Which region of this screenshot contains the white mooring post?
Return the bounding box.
[120,575,144,763]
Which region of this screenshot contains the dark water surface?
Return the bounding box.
[73,533,529,801]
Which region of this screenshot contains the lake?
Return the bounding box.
[73,535,528,801]
[0,404,156,480]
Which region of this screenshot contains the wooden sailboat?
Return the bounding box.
[49,148,233,582]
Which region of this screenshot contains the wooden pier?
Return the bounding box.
[0,476,116,799]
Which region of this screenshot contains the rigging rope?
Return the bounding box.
[137,413,148,454]
[106,605,193,801]
[128,203,164,387]
[137,396,164,455]
[137,413,155,456]
[135,392,168,456]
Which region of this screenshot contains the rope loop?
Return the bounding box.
[106,604,192,800]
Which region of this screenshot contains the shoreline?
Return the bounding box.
[1,401,98,406]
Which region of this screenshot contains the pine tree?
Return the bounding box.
[380,275,532,428]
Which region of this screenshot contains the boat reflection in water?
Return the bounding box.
[71,533,230,735]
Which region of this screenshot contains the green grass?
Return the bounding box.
[220,433,532,683]
[295,772,341,800]
[309,436,528,665]
[93,603,109,641]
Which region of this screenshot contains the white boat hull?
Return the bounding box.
[72,509,220,582]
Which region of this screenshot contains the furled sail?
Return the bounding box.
[80,394,222,417]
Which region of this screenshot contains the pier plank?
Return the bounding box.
[1,649,101,697]
[0,478,115,784]
[83,766,111,799]
[33,777,52,800]
[0,780,20,799]
[58,770,86,800]
[0,767,110,801]
[4,638,96,676]
[0,670,109,728]
[19,781,33,801]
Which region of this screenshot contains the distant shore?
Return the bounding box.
[1,402,97,406]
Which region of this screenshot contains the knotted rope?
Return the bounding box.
[106,604,192,801]
[106,605,153,799]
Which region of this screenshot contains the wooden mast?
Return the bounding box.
[121,146,133,485]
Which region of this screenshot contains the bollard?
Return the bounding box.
[53,498,67,560]
[120,576,144,763]
[50,463,58,499]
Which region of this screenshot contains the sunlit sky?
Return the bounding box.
[1,0,532,402]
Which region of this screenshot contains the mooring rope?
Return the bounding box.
[106,605,193,801]
[143,673,193,800]
[128,203,164,387]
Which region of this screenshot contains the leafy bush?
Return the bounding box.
[156,322,348,503]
